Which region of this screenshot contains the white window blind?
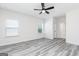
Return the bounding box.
[6,19,19,36]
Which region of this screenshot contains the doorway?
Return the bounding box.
[53,16,66,39]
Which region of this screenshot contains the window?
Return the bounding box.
[6,19,19,36]
[38,23,43,33]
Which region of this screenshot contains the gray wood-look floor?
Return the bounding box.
[0,38,79,56]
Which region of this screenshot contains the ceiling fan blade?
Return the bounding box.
[41,3,45,9]
[45,11,49,14]
[34,9,42,11]
[45,6,54,10]
[39,12,42,14]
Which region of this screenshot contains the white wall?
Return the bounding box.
[66,9,79,45]
[54,16,66,38]
[44,18,53,39]
[0,9,44,46]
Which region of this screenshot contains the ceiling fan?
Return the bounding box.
[34,3,54,14]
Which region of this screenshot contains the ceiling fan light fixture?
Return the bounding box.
[34,3,54,14]
[42,10,45,13]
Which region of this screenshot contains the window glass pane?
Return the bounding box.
[6,28,18,36]
[38,23,43,33]
[6,19,19,27]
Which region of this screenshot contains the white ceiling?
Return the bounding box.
[0,3,79,19]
